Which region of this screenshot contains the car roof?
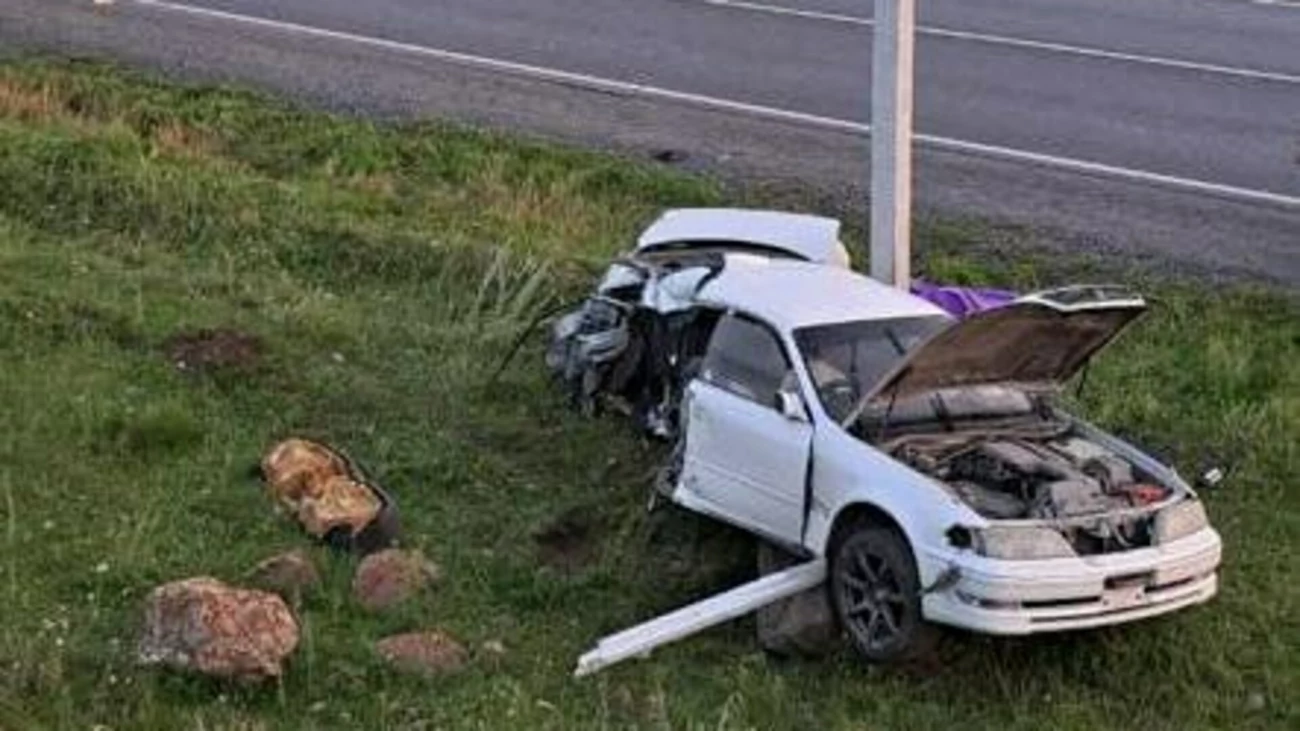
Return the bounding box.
[636,208,848,266]
[694,256,948,330]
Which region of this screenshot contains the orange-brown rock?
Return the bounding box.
[247,550,321,598]
[352,549,441,611]
[375,631,467,676]
[137,577,299,681]
[261,439,382,539]
[298,475,381,537]
[261,438,350,507]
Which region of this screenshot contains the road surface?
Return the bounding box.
[3,0,1298,284]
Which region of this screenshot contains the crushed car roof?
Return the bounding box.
[694,256,947,330]
[636,208,849,266]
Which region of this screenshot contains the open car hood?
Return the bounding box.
[868,286,1147,401]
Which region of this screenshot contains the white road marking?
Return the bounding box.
[1252,0,1300,8]
[704,0,1300,86]
[129,0,1300,209]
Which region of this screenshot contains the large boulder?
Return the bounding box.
[137,577,299,681]
[755,542,838,657]
[352,549,441,612]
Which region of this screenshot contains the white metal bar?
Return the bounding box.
[573,558,828,677]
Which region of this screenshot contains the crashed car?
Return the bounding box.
[549,208,1221,664]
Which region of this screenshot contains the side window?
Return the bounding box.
[701,314,791,408]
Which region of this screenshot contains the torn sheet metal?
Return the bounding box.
[573,558,827,677]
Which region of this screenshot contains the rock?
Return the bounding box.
[352,549,441,611]
[247,550,320,598]
[754,542,838,657]
[261,439,383,540]
[375,631,468,677]
[137,577,299,681]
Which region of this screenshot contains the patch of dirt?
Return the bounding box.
[0,78,59,121]
[163,327,263,374]
[152,119,221,160]
[533,506,601,573]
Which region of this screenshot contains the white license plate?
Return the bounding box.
[1103,585,1146,609]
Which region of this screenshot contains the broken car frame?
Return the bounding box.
[550,209,1221,675]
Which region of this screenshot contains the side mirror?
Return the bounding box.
[776,389,807,422]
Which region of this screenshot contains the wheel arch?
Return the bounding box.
[827,501,910,552]
[825,500,941,663]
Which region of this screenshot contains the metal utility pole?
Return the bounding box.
[870,0,916,288]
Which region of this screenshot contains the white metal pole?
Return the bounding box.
[870,0,916,288]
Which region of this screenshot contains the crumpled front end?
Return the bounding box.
[921,526,1220,634]
[546,256,723,437]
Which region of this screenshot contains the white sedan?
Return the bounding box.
[549,208,1221,663]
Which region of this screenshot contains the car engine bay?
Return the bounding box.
[891,428,1174,553]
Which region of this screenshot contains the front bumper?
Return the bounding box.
[922,527,1221,635]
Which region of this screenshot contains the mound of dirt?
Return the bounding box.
[533,506,601,573]
[164,327,263,374]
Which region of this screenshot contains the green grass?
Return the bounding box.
[0,59,1296,730]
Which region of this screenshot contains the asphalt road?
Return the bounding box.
[3,0,1299,284]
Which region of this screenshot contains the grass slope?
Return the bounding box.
[0,60,1295,730]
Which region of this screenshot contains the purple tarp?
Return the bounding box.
[911,281,1017,318]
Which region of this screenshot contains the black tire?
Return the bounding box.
[829,521,938,664]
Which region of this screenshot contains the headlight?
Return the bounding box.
[1154,499,1208,544]
[971,526,1077,560]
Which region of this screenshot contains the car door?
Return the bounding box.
[677,312,812,544]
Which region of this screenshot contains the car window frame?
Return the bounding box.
[699,310,799,412]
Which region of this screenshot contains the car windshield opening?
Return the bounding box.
[793,315,949,424]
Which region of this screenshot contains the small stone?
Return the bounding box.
[375,631,467,677]
[1246,692,1266,712]
[137,577,299,682]
[352,549,441,612]
[247,550,320,598]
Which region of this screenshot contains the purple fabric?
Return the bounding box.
[911,280,1017,318]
